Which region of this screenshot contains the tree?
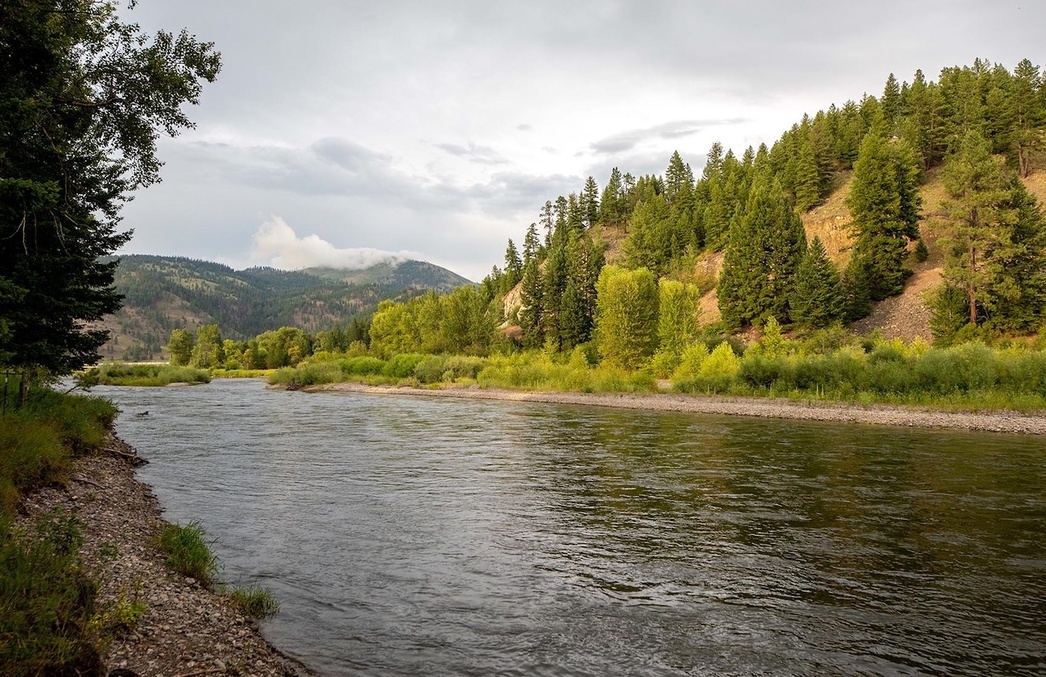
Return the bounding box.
[190,324,224,369]
[717,179,806,328]
[595,267,659,369]
[657,280,701,355]
[0,1,220,394]
[167,329,195,366]
[845,128,922,300]
[790,236,845,328]
[939,130,1015,325]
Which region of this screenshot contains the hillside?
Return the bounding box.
[97,256,472,360]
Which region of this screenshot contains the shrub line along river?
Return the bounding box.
[98,379,1046,676]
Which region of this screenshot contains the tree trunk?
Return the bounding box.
[969,247,978,324]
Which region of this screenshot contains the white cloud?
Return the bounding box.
[249,217,417,271]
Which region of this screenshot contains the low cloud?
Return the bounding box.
[249,217,416,270]
[590,118,749,154]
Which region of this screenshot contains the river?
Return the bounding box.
[96,379,1046,676]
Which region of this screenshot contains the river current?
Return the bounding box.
[96,379,1046,676]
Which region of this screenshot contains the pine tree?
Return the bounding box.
[523,223,541,263]
[599,167,625,225]
[939,130,1013,325]
[846,128,922,300]
[717,179,806,328]
[518,259,543,348]
[580,176,600,228]
[989,176,1046,330]
[790,236,845,328]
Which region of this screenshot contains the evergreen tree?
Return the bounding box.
[580,176,600,228]
[1011,59,1044,177]
[846,128,922,300]
[988,176,1046,330]
[503,239,522,289]
[716,179,806,328]
[0,0,221,388]
[523,223,541,263]
[599,167,625,225]
[518,259,543,348]
[939,130,1014,325]
[790,236,845,328]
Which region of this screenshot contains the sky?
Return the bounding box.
[116,0,1044,281]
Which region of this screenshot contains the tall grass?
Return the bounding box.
[0,511,104,675]
[92,362,210,386]
[157,522,219,587]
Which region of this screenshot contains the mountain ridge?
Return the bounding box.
[97,255,473,360]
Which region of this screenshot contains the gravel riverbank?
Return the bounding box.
[312,383,1046,435]
[18,437,311,677]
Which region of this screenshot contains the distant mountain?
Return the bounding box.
[96,255,473,361]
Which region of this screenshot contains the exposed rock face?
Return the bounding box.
[18,438,311,677]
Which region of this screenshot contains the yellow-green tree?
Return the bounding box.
[594,266,659,369]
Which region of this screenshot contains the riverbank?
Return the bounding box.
[17,436,310,677]
[309,383,1046,435]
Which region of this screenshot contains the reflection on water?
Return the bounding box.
[98,379,1046,676]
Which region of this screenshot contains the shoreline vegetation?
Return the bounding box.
[1,384,305,675]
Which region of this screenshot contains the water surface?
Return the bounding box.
[98,379,1046,675]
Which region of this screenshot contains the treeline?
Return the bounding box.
[167,318,372,370]
[481,58,1046,345]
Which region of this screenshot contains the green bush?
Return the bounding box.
[340,356,386,376]
[382,353,429,379]
[413,355,448,384]
[157,522,218,587]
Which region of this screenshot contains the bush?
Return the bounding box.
[382,353,429,379]
[340,356,386,376]
[157,522,218,587]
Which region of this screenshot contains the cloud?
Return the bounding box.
[249,217,416,270]
[434,141,508,165]
[590,119,750,154]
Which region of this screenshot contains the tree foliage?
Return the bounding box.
[0,0,220,386]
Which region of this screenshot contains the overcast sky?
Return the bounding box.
[116,0,1043,281]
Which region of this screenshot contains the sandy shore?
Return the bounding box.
[309,383,1046,435]
[18,438,311,677]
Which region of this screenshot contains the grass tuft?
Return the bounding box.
[156,521,218,587]
[228,584,280,619]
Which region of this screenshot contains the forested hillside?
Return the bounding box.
[98,255,471,360]
[470,58,1046,359]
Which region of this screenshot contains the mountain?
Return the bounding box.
[97,255,473,361]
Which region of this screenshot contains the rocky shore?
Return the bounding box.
[18,437,311,677]
[313,383,1046,435]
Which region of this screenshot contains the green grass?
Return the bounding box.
[156,522,218,587]
[227,584,280,619]
[0,511,104,676]
[90,362,211,386]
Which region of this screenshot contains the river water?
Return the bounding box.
[96,379,1046,676]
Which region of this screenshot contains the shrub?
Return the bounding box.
[340,356,386,376]
[697,342,742,393]
[157,522,218,587]
[382,354,429,379]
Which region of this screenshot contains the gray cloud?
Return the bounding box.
[433,142,508,165]
[590,119,750,155]
[115,0,1046,282]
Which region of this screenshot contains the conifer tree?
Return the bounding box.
[846,128,921,300]
[503,239,522,289]
[939,130,1029,325]
[581,176,600,228]
[523,223,541,263]
[518,259,543,348]
[599,167,625,225]
[717,179,806,328]
[790,236,845,328]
